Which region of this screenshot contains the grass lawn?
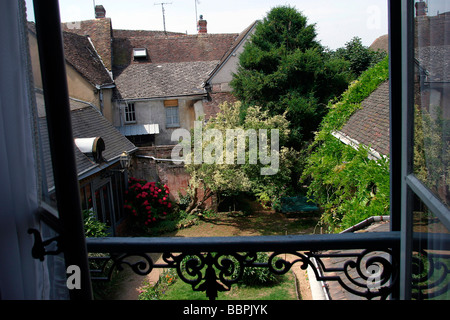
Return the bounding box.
[139,269,298,301]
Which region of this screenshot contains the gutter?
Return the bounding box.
[339,216,390,234]
[76,147,139,181]
[115,93,207,104]
[307,257,331,300]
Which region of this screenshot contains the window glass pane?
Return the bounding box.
[414,0,450,208]
[125,103,136,122]
[166,106,179,127]
[412,194,450,300]
[102,184,112,227]
[95,188,104,224]
[81,184,92,211]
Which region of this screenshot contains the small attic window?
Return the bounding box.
[133,48,147,60]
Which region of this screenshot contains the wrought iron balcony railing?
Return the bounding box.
[86,232,401,300]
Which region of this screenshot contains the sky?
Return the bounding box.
[23,0,450,50]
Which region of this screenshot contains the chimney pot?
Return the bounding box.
[95,5,106,19]
[197,15,207,34]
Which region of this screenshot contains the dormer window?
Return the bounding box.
[133,48,147,60]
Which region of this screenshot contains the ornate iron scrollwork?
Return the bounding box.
[161,252,259,300]
[89,253,154,281]
[88,248,398,300]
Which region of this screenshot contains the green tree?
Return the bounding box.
[231,6,352,147]
[333,37,387,78]
[184,102,298,213]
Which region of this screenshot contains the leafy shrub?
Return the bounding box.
[138,269,177,300]
[83,209,108,237]
[240,252,283,286]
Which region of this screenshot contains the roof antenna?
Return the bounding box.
[195,0,200,31]
[155,2,172,35]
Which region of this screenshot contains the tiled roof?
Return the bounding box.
[62,31,113,87]
[339,80,390,156]
[114,60,219,100]
[37,92,136,188]
[28,22,113,87]
[62,18,113,71]
[206,21,258,83]
[369,34,389,53]
[112,33,238,67]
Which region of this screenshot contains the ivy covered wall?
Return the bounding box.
[302,57,390,233]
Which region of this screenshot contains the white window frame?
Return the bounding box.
[124,102,136,124]
[165,105,180,128]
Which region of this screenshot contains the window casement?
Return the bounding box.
[164,99,180,128]
[398,0,450,300]
[124,102,136,123]
[24,0,450,301]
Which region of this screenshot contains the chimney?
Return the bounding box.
[95,5,106,19]
[197,15,207,34]
[415,0,428,17]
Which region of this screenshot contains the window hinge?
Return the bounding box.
[28,228,63,261]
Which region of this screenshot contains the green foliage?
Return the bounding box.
[138,269,177,300]
[185,101,299,211]
[240,252,283,286]
[83,209,108,237]
[333,37,387,78]
[231,5,352,146]
[414,105,450,206]
[302,57,390,232]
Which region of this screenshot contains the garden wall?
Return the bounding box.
[130,145,214,209]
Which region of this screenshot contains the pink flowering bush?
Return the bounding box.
[124,177,173,229]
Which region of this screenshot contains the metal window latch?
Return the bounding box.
[28,228,63,261]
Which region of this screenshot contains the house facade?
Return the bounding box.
[111,28,242,146]
[35,90,137,236]
[29,16,136,236]
[59,6,256,147]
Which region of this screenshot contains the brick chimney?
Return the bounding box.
[415,0,428,17]
[197,15,207,34]
[95,5,106,19]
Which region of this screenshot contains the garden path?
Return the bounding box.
[110,208,319,300]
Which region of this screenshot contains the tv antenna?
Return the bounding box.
[155,2,172,34]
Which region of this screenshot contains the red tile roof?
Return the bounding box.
[112,32,239,67]
[62,19,113,71]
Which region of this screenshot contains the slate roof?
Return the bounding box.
[62,31,113,87]
[37,91,136,189]
[338,80,390,157]
[114,60,219,100]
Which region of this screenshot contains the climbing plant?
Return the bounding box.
[302,56,390,233]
